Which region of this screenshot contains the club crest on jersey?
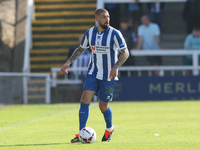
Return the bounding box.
[91,46,95,50]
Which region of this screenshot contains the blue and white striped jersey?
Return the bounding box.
[80,26,127,81]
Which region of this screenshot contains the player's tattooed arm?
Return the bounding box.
[114,48,129,69]
[110,48,129,79]
[68,46,86,64]
[60,46,86,73]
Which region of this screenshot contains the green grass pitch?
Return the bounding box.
[0,101,199,150]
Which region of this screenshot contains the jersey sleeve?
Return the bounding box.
[184,34,191,49]
[80,29,89,49]
[138,25,144,37]
[114,30,127,50]
[154,24,160,36]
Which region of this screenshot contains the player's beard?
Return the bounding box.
[100,22,109,30]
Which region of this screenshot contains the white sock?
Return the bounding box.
[106,125,114,132]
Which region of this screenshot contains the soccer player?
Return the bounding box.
[61,8,129,142]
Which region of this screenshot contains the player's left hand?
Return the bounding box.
[110,67,117,79]
[60,62,70,74]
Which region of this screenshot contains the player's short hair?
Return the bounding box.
[95,8,108,17]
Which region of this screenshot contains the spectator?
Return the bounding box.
[136,14,162,76]
[68,35,91,80]
[183,26,200,75]
[128,0,143,34]
[119,18,137,66]
[119,18,137,50]
[182,0,200,34]
[147,2,165,29]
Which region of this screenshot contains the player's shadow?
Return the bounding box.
[0,142,74,147]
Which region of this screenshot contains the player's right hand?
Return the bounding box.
[60,62,70,74]
[110,67,117,79]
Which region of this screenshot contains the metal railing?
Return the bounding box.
[103,0,186,3]
[0,72,51,104]
[97,0,187,8]
[131,50,200,76]
[51,67,88,87]
[51,50,200,86]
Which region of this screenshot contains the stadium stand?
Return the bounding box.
[31,0,96,76]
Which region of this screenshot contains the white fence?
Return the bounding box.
[51,67,88,87]
[51,50,200,86]
[104,0,186,2]
[0,72,51,105]
[97,0,186,8]
[131,50,200,76]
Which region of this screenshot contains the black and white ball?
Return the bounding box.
[79,127,96,144]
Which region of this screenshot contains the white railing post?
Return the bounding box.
[51,68,58,87]
[22,0,34,105]
[23,77,28,104]
[192,51,199,76]
[45,74,51,104]
[23,0,34,73]
[97,0,104,8]
[160,70,164,76]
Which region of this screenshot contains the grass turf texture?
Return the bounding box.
[0,101,199,150]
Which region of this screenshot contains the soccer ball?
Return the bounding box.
[79,127,96,144]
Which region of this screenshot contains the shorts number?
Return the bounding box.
[105,86,113,95]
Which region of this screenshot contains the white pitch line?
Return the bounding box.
[0,109,75,131]
[0,103,97,131]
